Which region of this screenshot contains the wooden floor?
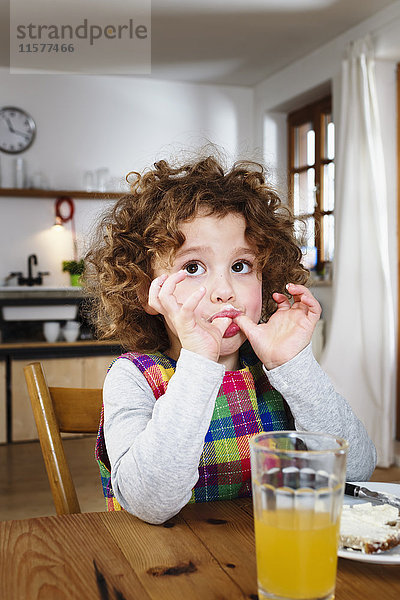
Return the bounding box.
[0,436,400,522]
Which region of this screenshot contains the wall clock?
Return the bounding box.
[0,106,36,154]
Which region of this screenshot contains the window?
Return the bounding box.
[396,63,400,439]
[288,96,334,279]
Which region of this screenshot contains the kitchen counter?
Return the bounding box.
[0,286,84,301]
[0,339,122,359]
[0,339,115,349]
[0,286,88,329]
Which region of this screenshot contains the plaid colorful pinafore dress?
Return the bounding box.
[95,343,293,511]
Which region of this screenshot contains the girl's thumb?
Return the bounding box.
[233,314,255,337]
[211,316,231,337]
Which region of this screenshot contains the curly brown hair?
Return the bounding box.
[84,155,309,352]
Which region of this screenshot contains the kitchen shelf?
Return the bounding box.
[0,339,120,350]
[0,187,124,199]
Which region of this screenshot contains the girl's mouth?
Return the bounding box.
[209,306,242,338]
[209,307,242,322]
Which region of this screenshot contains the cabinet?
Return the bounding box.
[82,356,115,388]
[0,361,6,444]
[11,354,115,441]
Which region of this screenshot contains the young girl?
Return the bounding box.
[86,155,376,524]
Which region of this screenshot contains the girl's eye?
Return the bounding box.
[232,261,251,273]
[183,262,205,276]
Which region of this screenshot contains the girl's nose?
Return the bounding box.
[209,274,235,304]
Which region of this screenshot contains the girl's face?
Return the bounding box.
[151,212,263,369]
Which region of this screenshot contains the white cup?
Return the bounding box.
[62,321,80,342]
[43,321,60,343]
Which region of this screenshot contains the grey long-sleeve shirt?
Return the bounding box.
[103,344,376,524]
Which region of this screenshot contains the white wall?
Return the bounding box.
[0,71,254,286]
[254,1,400,342]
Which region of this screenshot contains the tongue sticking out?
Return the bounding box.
[210,306,242,338]
[223,322,240,338]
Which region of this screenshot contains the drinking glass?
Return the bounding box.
[250,431,348,600]
[95,168,110,191]
[83,170,94,192]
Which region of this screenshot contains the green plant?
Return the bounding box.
[62,259,85,275]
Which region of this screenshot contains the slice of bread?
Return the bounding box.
[340,502,400,554]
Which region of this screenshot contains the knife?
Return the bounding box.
[345,482,400,510]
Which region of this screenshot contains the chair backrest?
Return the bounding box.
[24,361,103,516]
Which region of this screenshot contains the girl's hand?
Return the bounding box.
[147,271,231,363]
[233,283,321,370]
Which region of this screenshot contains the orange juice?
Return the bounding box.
[254,509,339,599]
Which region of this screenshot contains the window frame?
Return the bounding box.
[287,95,334,275]
[396,63,400,440]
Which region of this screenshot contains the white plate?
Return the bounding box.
[338,481,400,564]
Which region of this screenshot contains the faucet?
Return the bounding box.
[28,254,37,282]
[8,254,50,286]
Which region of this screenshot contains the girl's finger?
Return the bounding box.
[147,274,168,311]
[286,284,321,312]
[286,282,309,295]
[290,294,321,322]
[210,316,232,338]
[180,286,206,317]
[302,293,322,319]
[293,290,320,311]
[159,270,187,296]
[272,292,291,310]
[157,270,188,314]
[232,314,257,338]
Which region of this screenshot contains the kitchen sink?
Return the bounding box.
[0,286,79,291]
[2,304,78,321]
[0,286,82,320]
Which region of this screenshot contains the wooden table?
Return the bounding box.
[1,498,399,600]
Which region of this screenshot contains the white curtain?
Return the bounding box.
[321,36,396,467]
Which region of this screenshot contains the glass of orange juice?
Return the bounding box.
[250,431,348,600]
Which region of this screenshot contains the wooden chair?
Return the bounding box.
[24,361,103,516]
